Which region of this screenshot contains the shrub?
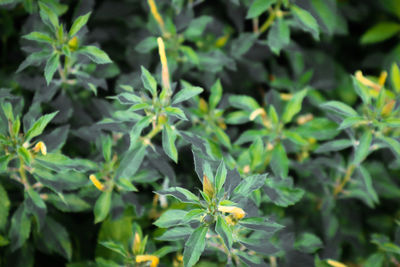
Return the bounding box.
[1,0,400,266]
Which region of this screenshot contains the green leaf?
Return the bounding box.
[39,2,59,31]
[165,106,188,121]
[353,131,372,165]
[9,203,31,251]
[173,84,203,105]
[25,111,58,141]
[320,101,358,117]
[209,79,223,109]
[264,178,305,207]
[282,88,308,123]
[116,178,138,192]
[233,174,267,198]
[18,146,32,165]
[230,33,258,58]
[162,123,178,163]
[129,116,153,147]
[154,209,188,228]
[295,233,323,253]
[115,144,146,179]
[214,127,231,149]
[180,45,199,65]
[292,5,320,40]
[183,225,208,267]
[184,16,213,39]
[270,143,289,179]
[364,253,385,267]
[338,116,366,130]
[0,184,10,231]
[78,46,112,64]
[361,22,400,44]
[315,139,353,153]
[267,18,290,55]
[140,66,157,97]
[39,217,72,260]
[100,240,128,258]
[44,52,60,85]
[69,12,91,37]
[391,62,400,93]
[352,76,370,104]
[229,95,260,112]
[1,101,13,121]
[156,226,193,241]
[157,187,200,204]
[310,0,337,35]
[135,36,158,53]
[23,31,53,44]
[239,217,284,233]
[16,50,51,73]
[214,161,227,194]
[379,136,400,157]
[94,191,112,223]
[216,215,232,249]
[246,0,275,19]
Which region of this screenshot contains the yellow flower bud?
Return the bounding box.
[296,113,314,125]
[68,36,79,51]
[203,174,214,199]
[218,205,246,220]
[136,255,159,267]
[378,71,388,86]
[280,93,293,101]
[132,232,141,255]
[199,98,208,113]
[381,99,395,117]
[326,259,347,267]
[157,37,170,92]
[33,141,47,155]
[249,108,266,121]
[89,174,105,191]
[355,70,381,91]
[147,0,165,33]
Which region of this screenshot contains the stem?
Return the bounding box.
[18,156,30,190]
[259,0,282,34]
[333,164,355,197]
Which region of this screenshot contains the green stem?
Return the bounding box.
[18,156,30,190]
[259,0,282,34]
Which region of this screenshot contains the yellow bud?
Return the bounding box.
[136,255,159,267]
[381,99,395,117]
[218,205,246,220]
[243,165,250,174]
[267,142,274,151]
[326,259,347,267]
[157,37,170,92]
[203,174,214,199]
[199,98,208,113]
[132,232,141,255]
[355,70,381,91]
[157,114,168,125]
[296,113,314,125]
[147,0,165,33]
[308,137,317,145]
[249,108,266,121]
[225,215,236,226]
[33,141,47,155]
[280,93,293,101]
[68,36,79,51]
[215,35,229,48]
[378,71,388,86]
[89,174,105,191]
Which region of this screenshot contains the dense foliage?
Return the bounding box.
[1,0,400,266]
